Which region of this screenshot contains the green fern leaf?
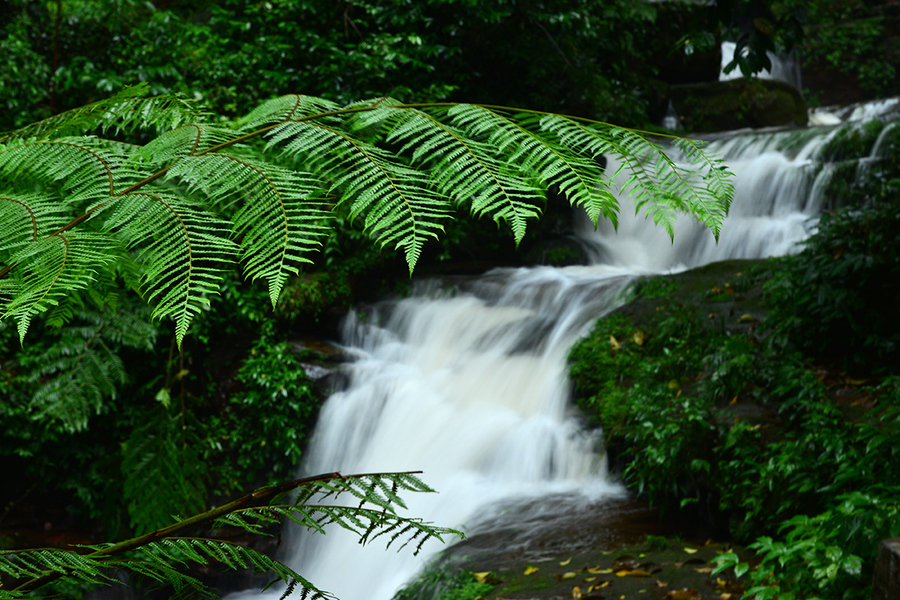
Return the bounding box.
[347,103,545,245]
[101,189,238,345]
[164,155,331,305]
[266,118,451,271]
[235,94,342,132]
[0,232,120,341]
[1,83,202,142]
[122,415,207,535]
[20,297,156,431]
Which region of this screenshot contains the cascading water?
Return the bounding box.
[231,101,897,600]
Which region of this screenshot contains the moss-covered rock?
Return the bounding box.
[666,78,807,132]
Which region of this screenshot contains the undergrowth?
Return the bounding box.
[569,269,900,600]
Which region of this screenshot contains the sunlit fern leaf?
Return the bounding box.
[667,137,735,239]
[164,155,332,305]
[0,232,119,342]
[536,116,732,238]
[100,189,238,346]
[235,94,342,132]
[134,124,242,168]
[0,192,73,254]
[0,138,144,216]
[443,105,618,226]
[347,104,544,245]
[267,119,451,271]
[0,83,201,141]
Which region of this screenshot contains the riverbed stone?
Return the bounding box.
[872,537,900,600]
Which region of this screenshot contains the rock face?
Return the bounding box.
[667,78,807,132]
[872,537,900,600]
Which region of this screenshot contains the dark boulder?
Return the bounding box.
[666,77,807,132]
[872,537,900,600]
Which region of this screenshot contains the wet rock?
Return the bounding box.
[872,537,900,600]
[667,78,807,132]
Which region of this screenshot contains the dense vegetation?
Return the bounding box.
[2,0,899,598]
[568,121,900,599]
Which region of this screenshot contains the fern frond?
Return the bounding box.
[345,103,545,245]
[535,115,733,237]
[2,92,735,343]
[1,83,201,141]
[0,193,73,254]
[235,94,342,132]
[0,232,119,341]
[164,155,331,305]
[215,472,457,556]
[101,189,238,345]
[0,138,143,214]
[135,124,241,168]
[142,538,329,599]
[21,298,156,431]
[267,119,450,270]
[0,547,118,587]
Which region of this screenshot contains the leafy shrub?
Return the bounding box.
[393,564,496,600]
[204,336,324,496]
[764,192,900,374]
[715,489,900,600]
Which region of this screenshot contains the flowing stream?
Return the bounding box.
[233,101,898,600]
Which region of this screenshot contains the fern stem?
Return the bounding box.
[11,471,344,593]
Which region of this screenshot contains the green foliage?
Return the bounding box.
[0,0,668,129]
[714,490,900,600]
[790,2,897,99]
[205,336,322,495]
[568,307,718,507]
[1,86,733,348]
[764,169,900,374]
[570,270,900,600]
[0,471,462,599]
[393,564,496,600]
[122,409,208,535]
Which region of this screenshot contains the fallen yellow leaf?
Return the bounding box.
[572,585,582,599]
[524,565,539,576]
[560,572,577,580]
[683,547,698,554]
[633,330,645,346]
[587,567,613,574]
[559,557,572,566]
[609,335,621,350]
[656,580,669,588]
[584,576,596,582]
[471,572,491,583]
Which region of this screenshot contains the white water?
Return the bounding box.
[231,103,896,600]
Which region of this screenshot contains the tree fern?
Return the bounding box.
[1,87,734,345]
[0,82,201,142]
[0,472,461,600]
[19,294,156,431]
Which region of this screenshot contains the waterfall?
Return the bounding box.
[576,126,834,271]
[230,103,896,600]
[719,41,802,91]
